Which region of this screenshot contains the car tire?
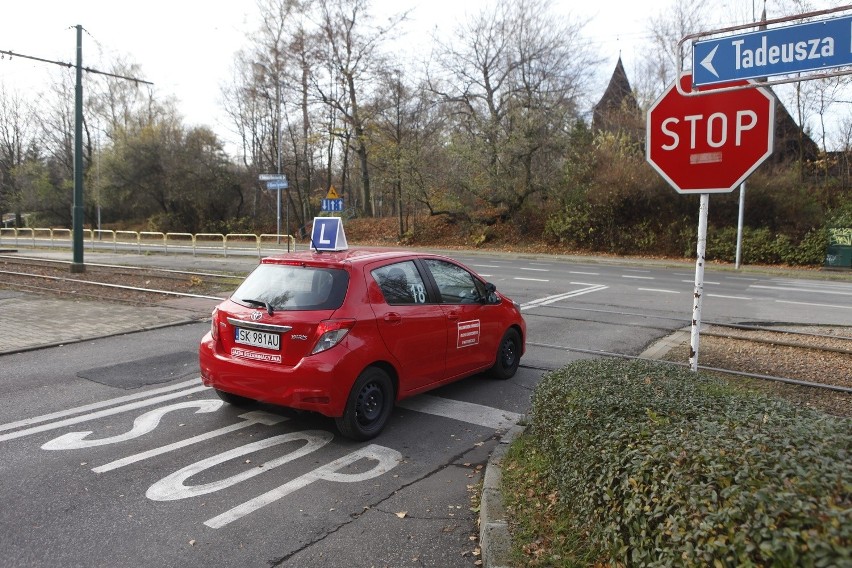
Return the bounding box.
[335,367,395,441]
[490,328,521,380]
[214,388,254,407]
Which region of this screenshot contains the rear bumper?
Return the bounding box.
[198,332,360,417]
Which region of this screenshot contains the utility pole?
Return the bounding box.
[71,25,84,272]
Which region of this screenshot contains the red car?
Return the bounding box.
[199,249,526,440]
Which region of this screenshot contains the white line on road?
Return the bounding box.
[520,285,607,311]
[0,378,203,435]
[514,277,550,282]
[520,267,549,272]
[568,271,599,275]
[708,294,752,300]
[622,275,654,280]
[93,411,288,473]
[398,395,521,430]
[776,300,852,310]
[638,288,680,294]
[682,279,721,285]
[0,385,211,442]
[753,285,852,296]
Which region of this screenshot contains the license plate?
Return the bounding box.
[234,327,280,350]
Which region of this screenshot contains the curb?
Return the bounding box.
[479,423,525,568]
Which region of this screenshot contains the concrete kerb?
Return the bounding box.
[0,318,201,357]
[480,422,525,568]
[479,330,690,568]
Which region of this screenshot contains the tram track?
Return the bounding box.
[0,254,239,305]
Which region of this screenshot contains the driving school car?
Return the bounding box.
[198,248,526,440]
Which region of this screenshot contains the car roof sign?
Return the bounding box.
[310,217,348,252]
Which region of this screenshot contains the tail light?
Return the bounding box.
[311,319,356,354]
[210,307,220,340]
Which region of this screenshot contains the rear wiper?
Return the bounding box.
[242,298,274,316]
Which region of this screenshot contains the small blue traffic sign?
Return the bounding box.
[321,198,344,212]
[693,15,852,86]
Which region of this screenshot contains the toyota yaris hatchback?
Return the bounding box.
[199,249,526,440]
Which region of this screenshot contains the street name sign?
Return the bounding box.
[646,73,775,193]
[258,173,287,181]
[693,14,852,86]
[266,180,289,190]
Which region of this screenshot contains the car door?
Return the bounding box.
[366,260,448,393]
[422,258,499,378]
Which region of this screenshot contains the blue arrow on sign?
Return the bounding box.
[693,15,852,86]
[321,198,344,212]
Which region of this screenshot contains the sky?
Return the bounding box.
[1,0,846,153]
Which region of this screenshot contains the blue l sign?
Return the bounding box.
[310,217,348,251]
[693,15,852,86]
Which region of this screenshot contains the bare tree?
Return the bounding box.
[429,0,598,220]
[0,85,38,226]
[313,0,406,217]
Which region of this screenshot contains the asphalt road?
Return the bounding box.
[1,249,849,567]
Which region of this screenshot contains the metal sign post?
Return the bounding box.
[690,195,710,371]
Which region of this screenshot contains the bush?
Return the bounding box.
[520,359,851,566]
[703,226,829,266]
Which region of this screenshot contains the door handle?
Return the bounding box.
[384,313,402,323]
[446,311,459,321]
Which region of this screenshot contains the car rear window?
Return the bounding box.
[231,264,349,311]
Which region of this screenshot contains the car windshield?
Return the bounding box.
[231,264,349,311]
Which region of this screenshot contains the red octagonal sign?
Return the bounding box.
[646,73,775,194]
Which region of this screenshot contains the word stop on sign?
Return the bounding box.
[660,110,758,154]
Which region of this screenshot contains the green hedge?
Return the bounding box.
[524,359,851,566]
[703,226,828,266]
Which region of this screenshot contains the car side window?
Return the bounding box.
[423,259,484,304]
[372,261,428,305]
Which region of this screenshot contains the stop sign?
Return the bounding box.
[646,73,775,193]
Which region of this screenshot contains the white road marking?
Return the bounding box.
[514,277,549,282]
[776,300,852,310]
[520,267,549,272]
[622,275,654,280]
[146,430,334,501]
[753,284,852,296]
[0,377,203,434]
[93,411,288,473]
[639,288,680,294]
[471,264,501,269]
[42,400,223,450]
[398,395,521,429]
[708,294,752,300]
[568,271,598,275]
[520,285,608,311]
[203,444,403,529]
[679,279,720,285]
[0,385,210,443]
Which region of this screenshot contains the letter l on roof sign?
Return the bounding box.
[311,217,348,251]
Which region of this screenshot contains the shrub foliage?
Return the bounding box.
[522,359,851,566]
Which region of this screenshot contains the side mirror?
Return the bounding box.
[484,282,499,304]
